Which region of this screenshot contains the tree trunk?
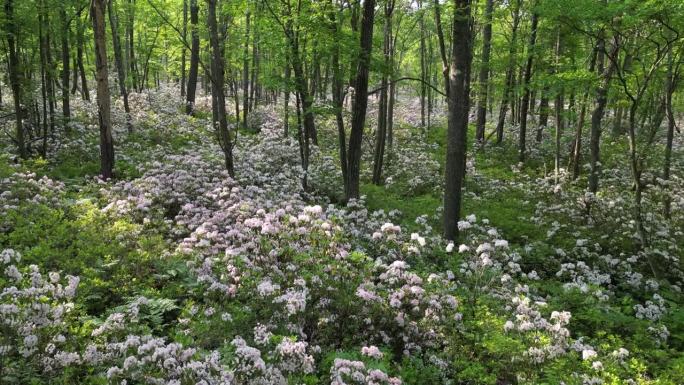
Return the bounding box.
[91,0,115,179]
[518,10,539,163]
[76,9,90,101]
[419,3,427,128]
[284,52,291,138]
[569,43,598,179]
[242,10,250,128]
[495,0,521,144]
[207,0,235,177]
[554,30,564,182]
[432,0,450,98]
[329,4,348,191]
[346,0,376,201]
[60,6,71,126]
[5,0,26,159]
[185,0,199,114]
[475,0,494,144]
[39,2,49,157]
[372,1,394,185]
[181,0,187,97]
[127,0,139,91]
[588,35,617,194]
[536,88,549,140]
[443,0,473,241]
[663,50,677,219]
[109,0,133,132]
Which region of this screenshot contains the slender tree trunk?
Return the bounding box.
[185,0,199,114]
[181,0,187,97]
[663,51,677,219]
[346,0,376,201]
[554,30,564,182]
[495,0,521,144]
[5,0,26,159]
[249,23,258,112]
[91,0,115,179]
[432,0,450,97]
[207,0,234,177]
[127,0,139,91]
[536,88,549,140]
[387,41,397,150]
[569,43,598,179]
[242,10,251,128]
[109,0,132,132]
[518,10,539,163]
[443,0,473,240]
[419,3,427,128]
[372,1,394,184]
[475,0,494,144]
[588,35,617,194]
[284,52,291,138]
[329,4,348,191]
[39,3,49,157]
[285,20,316,190]
[60,7,71,127]
[42,3,56,138]
[76,10,90,101]
[71,56,79,94]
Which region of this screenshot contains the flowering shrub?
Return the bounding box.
[0,88,681,385]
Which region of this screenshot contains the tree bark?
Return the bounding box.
[5,0,26,159]
[554,30,564,182]
[127,0,139,91]
[475,0,494,144]
[588,35,617,194]
[518,10,539,163]
[91,0,115,179]
[76,9,90,101]
[109,0,133,132]
[181,0,187,97]
[373,0,394,185]
[443,0,473,240]
[206,0,235,177]
[242,10,251,128]
[346,0,376,201]
[663,51,677,219]
[329,3,348,191]
[60,6,71,126]
[185,0,199,114]
[495,0,522,144]
[569,43,598,179]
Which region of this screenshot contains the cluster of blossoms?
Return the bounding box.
[0,170,65,230]
[330,358,401,385]
[0,249,80,372]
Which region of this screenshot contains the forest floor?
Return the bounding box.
[1,87,683,384]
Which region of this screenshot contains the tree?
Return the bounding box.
[495,0,522,144]
[372,0,396,185]
[518,8,539,163]
[109,0,133,132]
[5,0,26,159]
[345,0,376,200]
[185,0,199,114]
[91,0,115,179]
[206,0,235,177]
[443,0,473,240]
[587,32,617,194]
[475,0,494,144]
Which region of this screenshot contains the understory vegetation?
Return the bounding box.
[1,86,682,384]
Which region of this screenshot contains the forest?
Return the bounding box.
[0,0,683,383]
